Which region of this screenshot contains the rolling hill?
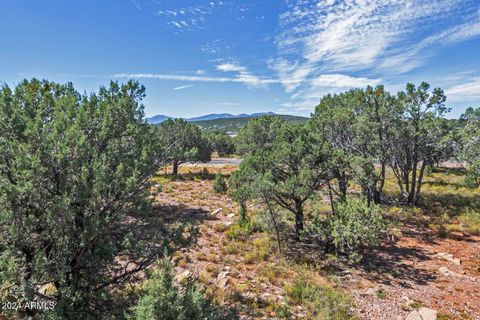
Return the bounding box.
[146,112,277,125]
[191,114,308,132]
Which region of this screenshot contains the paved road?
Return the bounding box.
[185,158,242,166]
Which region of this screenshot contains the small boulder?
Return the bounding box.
[406,311,422,320]
[418,307,437,320]
[175,270,191,283]
[438,266,451,276]
[364,287,377,296]
[216,271,229,288]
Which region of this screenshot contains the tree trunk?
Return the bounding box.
[265,197,281,253]
[294,200,304,240]
[172,161,179,176]
[414,161,428,205]
[337,170,347,199]
[374,163,386,204]
[327,182,336,215]
[239,200,248,224]
[408,160,418,205]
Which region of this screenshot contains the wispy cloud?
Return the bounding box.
[148,1,252,31]
[271,0,480,111]
[215,61,280,88]
[277,0,480,73]
[173,84,193,90]
[113,72,279,87]
[446,77,480,102]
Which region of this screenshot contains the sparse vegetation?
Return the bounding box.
[131,257,230,320]
[309,198,386,261]
[212,173,228,194]
[2,79,479,320]
[284,276,356,320]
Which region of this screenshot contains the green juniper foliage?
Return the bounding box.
[131,257,227,320]
[212,173,228,194]
[308,198,385,261]
[0,79,166,319]
[204,131,235,157]
[157,119,211,175]
[460,107,480,187]
[236,118,331,239]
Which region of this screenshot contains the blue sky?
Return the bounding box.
[1,0,480,118]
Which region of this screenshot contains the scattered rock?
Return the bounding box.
[438,266,454,277]
[400,296,416,311]
[364,287,378,296]
[217,271,229,288]
[227,213,235,218]
[435,252,461,265]
[175,270,191,283]
[418,307,437,320]
[406,310,422,320]
[405,307,437,320]
[362,285,387,297]
[210,208,222,216]
[39,282,57,296]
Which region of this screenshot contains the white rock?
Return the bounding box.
[216,271,229,288]
[210,208,222,216]
[364,288,377,296]
[435,252,461,265]
[438,266,451,276]
[175,270,191,282]
[406,310,422,320]
[418,307,437,320]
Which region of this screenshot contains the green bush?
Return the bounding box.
[285,277,356,320]
[213,174,228,194]
[459,210,480,235]
[225,223,251,241]
[131,258,225,320]
[310,198,385,261]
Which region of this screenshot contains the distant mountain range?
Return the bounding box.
[190,114,308,131]
[146,112,277,125]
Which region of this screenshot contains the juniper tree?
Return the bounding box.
[237,120,331,239]
[0,79,167,318]
[204,131,235,157]
[460,107,480,187]
[388,82,449,205]
[235,115,286,156]
[158,119,211,175]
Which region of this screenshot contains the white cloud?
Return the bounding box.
[173,84,193,90]
[309,74,381,88]
[277,0,480,73]
[113,72,279,87]
[446,77,480,102]
[216,63,247,73]
[152,1,252,31]
[215,62,276,88]
[289,74,381,109]
[271,0,480,111]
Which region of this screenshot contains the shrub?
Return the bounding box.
[225,223,251,241]
[213,174,228,194]
[309,198,385,261]
[244,237,271,264]
[131,258,225,320]
[284,277,356,320]
[459,210,480,235]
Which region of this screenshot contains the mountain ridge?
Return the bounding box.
[146,112,278,124]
